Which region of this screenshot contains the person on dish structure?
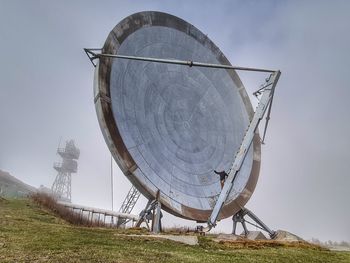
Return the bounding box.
[214,170,228,189]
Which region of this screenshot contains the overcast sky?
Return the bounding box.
[0,0,349,242]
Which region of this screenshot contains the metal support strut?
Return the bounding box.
[84,48,276,73]
[205,70,281,231]
[135,190,162,233]
[232,207,276,239]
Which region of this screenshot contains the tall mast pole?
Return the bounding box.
[111,155,114,224]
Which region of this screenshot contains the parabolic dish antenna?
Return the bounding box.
[94,11,261,222]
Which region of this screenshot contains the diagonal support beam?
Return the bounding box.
[206,70,281,230]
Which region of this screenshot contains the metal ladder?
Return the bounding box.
[117,185,141,227]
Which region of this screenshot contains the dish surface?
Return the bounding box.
[94,11,261,221]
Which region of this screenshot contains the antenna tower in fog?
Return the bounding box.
[51,140,80,202]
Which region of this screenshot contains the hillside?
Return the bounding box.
[0,170,36,198]
[1,198,349,262]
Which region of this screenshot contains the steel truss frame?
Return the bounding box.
[117,185,141,227]
[52,172,72,201]
[232,207,277,239]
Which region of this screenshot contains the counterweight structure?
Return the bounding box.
[52,140,80,202]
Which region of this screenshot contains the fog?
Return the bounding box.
[0,0,349,242]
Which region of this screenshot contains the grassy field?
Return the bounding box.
[1,198,349,263]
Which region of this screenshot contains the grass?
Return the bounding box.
[1,197,350,263]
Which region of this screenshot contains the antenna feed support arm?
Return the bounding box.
[205,70,281,231]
